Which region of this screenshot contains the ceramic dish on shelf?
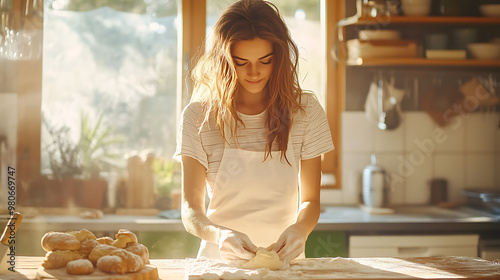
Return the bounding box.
[479,4,500,17]
[347,39,419,60]
[491,37,500,46]
[425,49,466,60]
[401,0,431,16]
[467,43,500,59]
[359,30,401,41]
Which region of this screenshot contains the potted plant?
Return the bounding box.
[42,118,82,207]
[43,112,125,208]
[78,113,125,178]
[152,157,181,210]
[77,113,125,208]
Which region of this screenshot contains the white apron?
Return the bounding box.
[198,129,299,259]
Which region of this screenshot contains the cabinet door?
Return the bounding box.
[305,231,347,258]
[139,232,201,258]
[349,235,479,258]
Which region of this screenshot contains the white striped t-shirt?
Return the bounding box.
[174,93,334,187]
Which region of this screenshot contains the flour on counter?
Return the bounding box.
[186,256,500,280]
[187,257,388,280]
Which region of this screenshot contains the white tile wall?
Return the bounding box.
[341,112,375,152]
[435,118,466,153]
[405,112,435,152]
[340,153,372,205]
[434,154,466,203]
[465,154,495,189]
[465,114,496,152]
[376,153,406,205]
[402,151,434,205]
[374,124,405,152]
[321,111,500,206]
[320,189,343,205]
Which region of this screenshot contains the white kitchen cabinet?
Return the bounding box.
[349,234,479,258]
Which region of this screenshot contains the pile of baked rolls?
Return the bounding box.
[41,229,150,275]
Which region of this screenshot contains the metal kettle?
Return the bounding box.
[362,154,388,208]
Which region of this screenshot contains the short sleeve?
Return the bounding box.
[173,102,209,169]
[301,95,335,160]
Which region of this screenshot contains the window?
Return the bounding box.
[206,0,324,104]
[18,0,334,209]
[41,1,179,179]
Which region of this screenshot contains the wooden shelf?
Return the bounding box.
[339,15,500,27]
[346,57,500,67]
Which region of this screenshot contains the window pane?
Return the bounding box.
[41,1,178,179]
[206,0,323,104]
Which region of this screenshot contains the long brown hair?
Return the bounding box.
[191,0,304,162]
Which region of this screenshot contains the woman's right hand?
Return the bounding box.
[218,229,257,261]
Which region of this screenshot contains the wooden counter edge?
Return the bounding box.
[8,257,187,280]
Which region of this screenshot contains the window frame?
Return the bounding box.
[15,0,342,194]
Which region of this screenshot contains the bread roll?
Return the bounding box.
[79,239,99,257]
[88,244,118,264]
[96,249,144,274]
[39,228,150,275]
[66,259,94,275]
[41,232,81,252]
[125,242,150,264]
[112,229,138,248]
[96,236,114,245]
[42,250,84,269]
[68,229,97,242]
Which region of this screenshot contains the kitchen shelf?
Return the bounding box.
[339,15,500,27]
[347,58,500,67]
[339,14,500,67]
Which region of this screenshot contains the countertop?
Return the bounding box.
[315,205,500,232]
[7,256,500,280]
[2,257,185,280]
[16,206,500,233]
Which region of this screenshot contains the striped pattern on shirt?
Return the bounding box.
[174,93,334,187]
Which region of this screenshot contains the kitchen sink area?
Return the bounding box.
[319,205,499,223]
[391,206,498,220]
[320,203,500,221]
[317,205,500,230]
[312,205,500,260]
[16,204,500,235]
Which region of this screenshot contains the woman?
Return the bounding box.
[175,0,334,262]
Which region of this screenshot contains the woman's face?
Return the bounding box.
[231,38,274,96]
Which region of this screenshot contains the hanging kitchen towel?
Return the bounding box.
[365,81,379,123]
[365,79,405,124]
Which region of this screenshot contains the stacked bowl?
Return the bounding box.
[401,0,431,16]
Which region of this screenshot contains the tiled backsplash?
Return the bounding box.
[321,111,500,206]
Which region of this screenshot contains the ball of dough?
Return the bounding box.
[66,259,94,275]
[41,232,81,252]
[242,248,284,270]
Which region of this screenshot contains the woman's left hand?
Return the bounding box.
[272,225,307,262]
